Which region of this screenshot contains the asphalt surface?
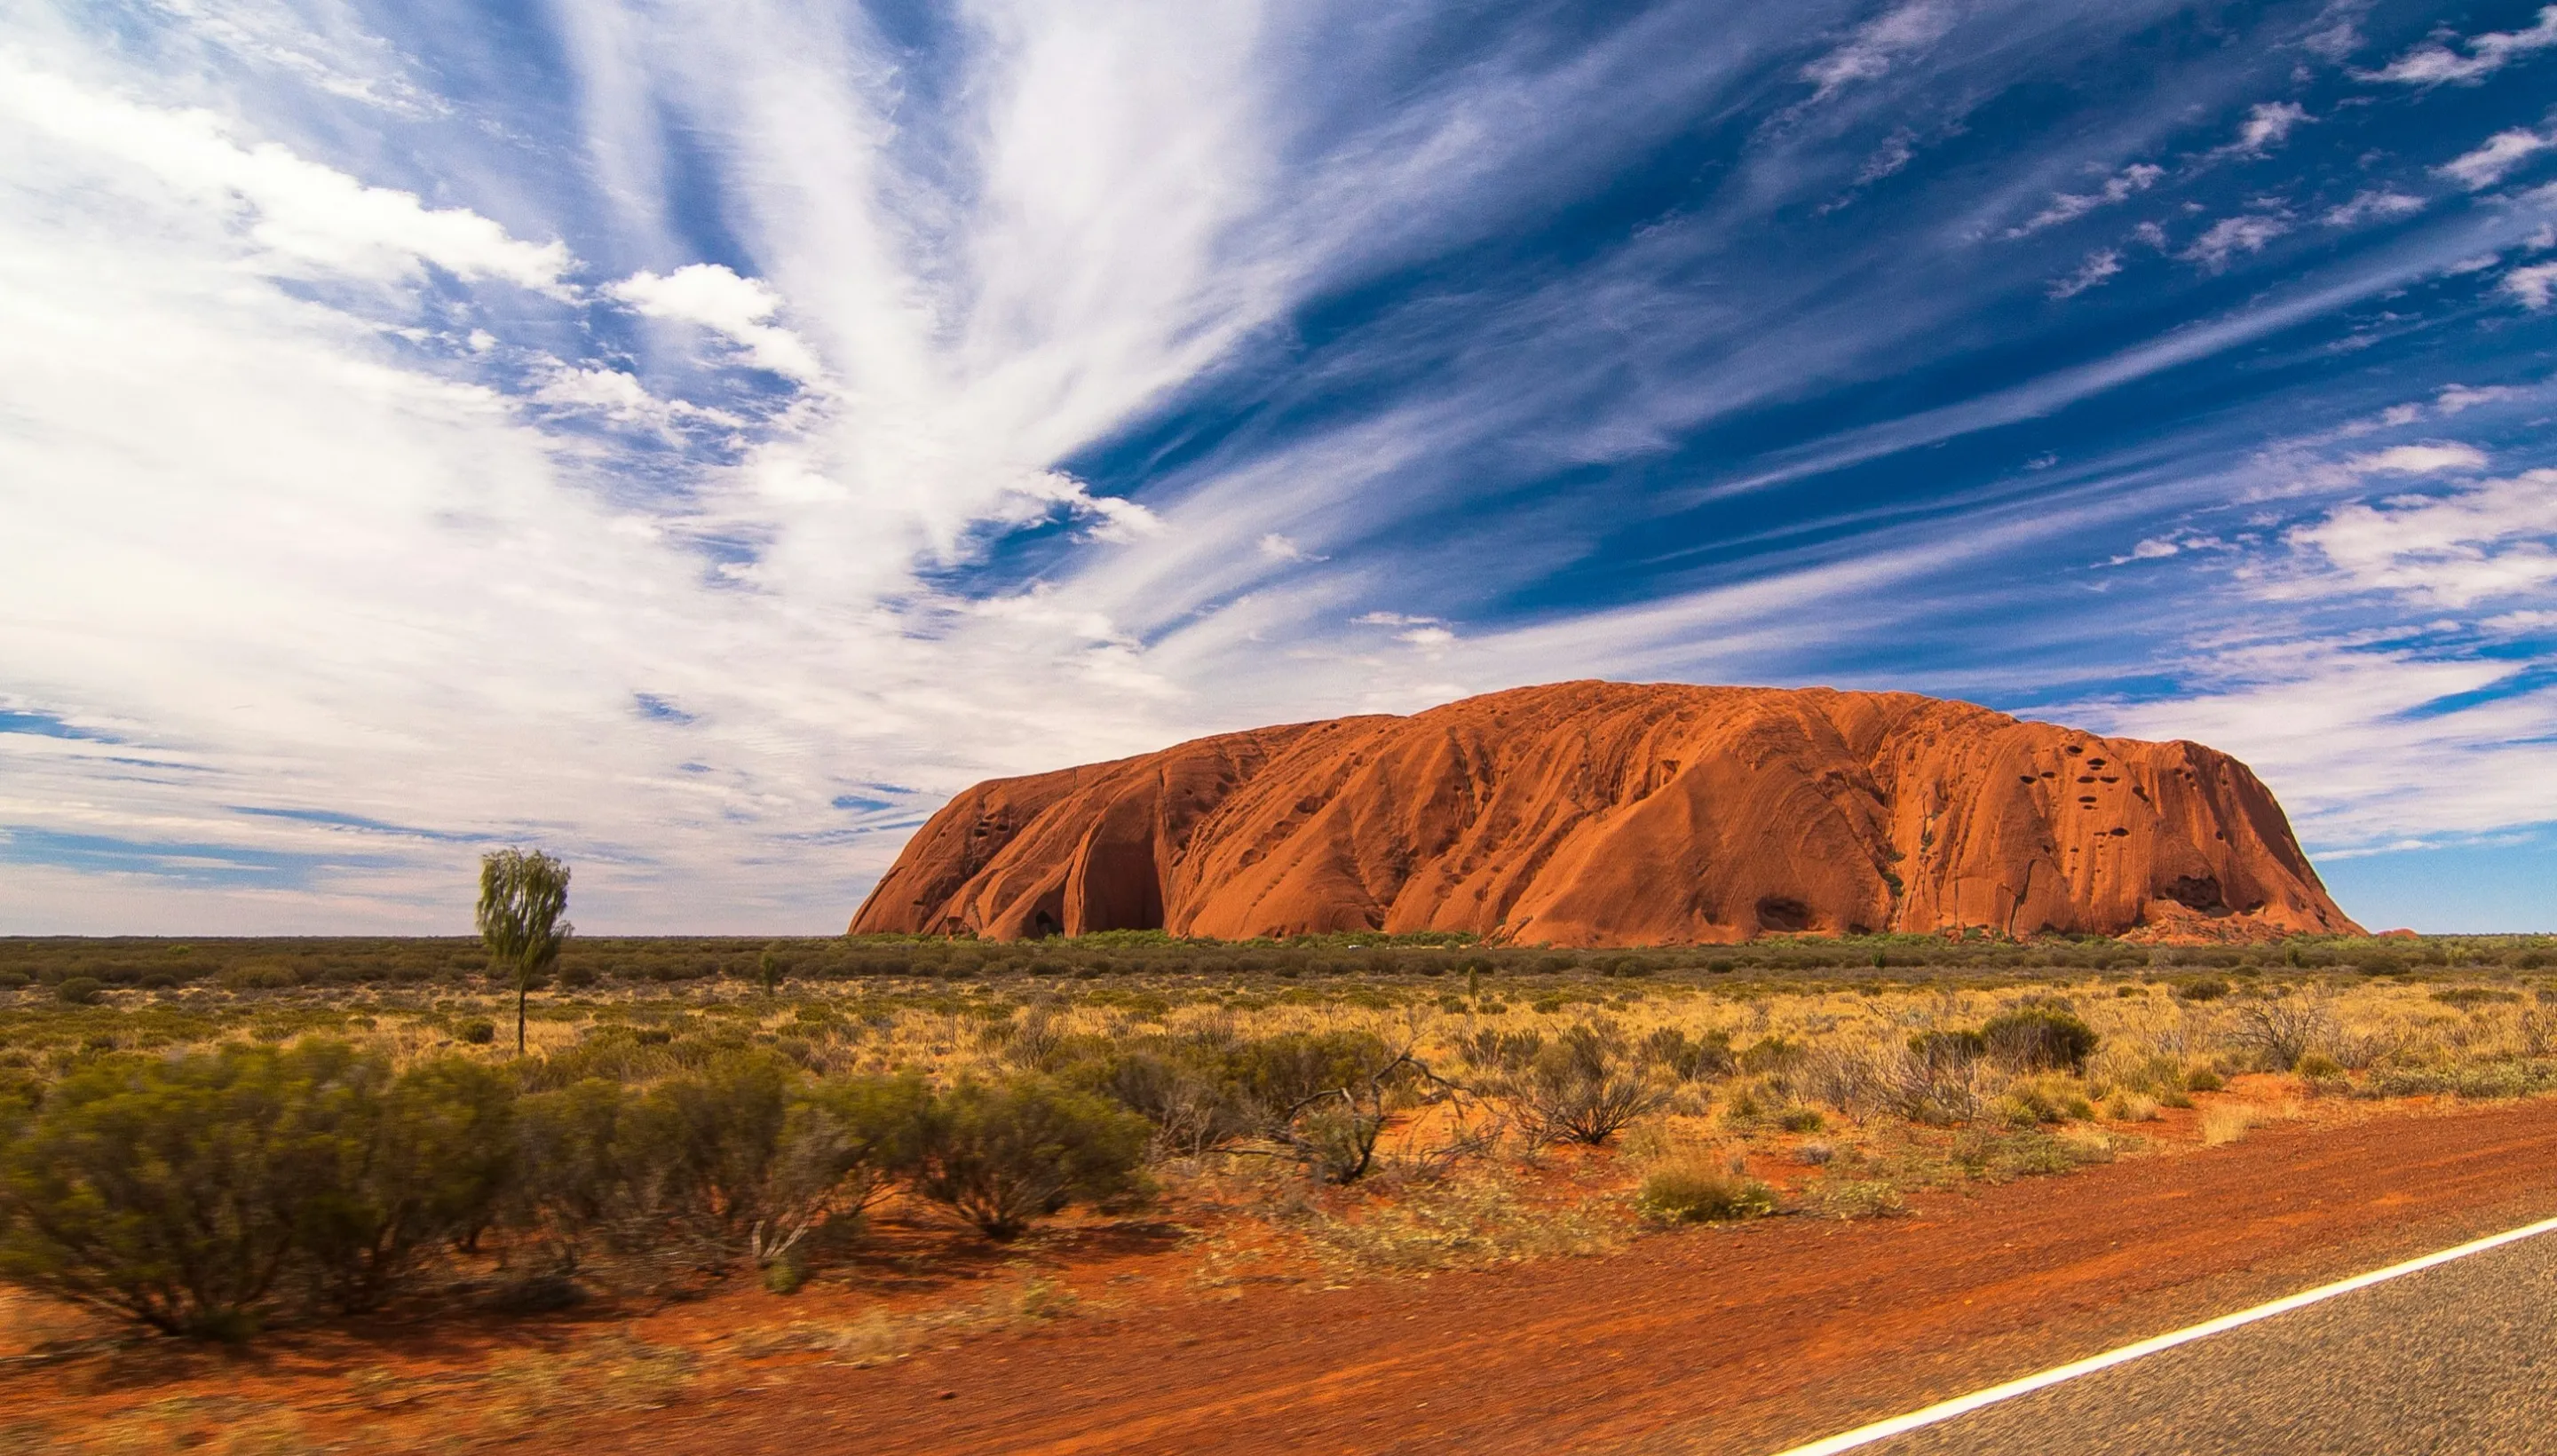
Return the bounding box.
[1850,1224,2557,1456]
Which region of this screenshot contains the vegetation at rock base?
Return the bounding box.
[0,929,2553,1348]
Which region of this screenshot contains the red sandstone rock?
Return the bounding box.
[850,681,2362,945]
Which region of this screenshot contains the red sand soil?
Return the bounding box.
[12,1092,2546,1454]
[852,680,2358,946]
[576,1096,2556,1456]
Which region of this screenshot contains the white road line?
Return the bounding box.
[1765,1212,2557,1456]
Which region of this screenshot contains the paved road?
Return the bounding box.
[1854,1227,2557,1456]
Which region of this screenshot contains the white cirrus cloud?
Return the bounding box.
[2284,466,2557,608]
[2435,384,2521,415]
[2440,128,2554,191]
[2007,162,2164,237]
[2048,249,2121,298]
[2322,189,2426,226]
[2346,442,2490,475]
[2225,100,2309,156]
[1257,533,1318,562]
[0,58,570,293]
[1799,3,1958,102]
[530,364,742,433]
[2505,261,2557,309]
[607,264,825,383]
[2357,6,2557,85]
[2069,642,2557,851]
[2180,212,2291,268]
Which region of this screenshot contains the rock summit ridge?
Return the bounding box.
[851,680,2359,945]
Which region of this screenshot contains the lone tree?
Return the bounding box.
[476,848,572,1056]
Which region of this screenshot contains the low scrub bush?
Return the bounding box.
[1635,1160,1775,1223]
[1802,1177,1906,1219]
[294,1050,515,1312]
[2101,1090,2161,1122]
[1639,1026,1734,1081]
[1294,1172,1617,1273]
[2199,1104,2258,1145]
[1980,1007,2098,1072]
[2226,998,2337,1072]
[901,1077,1150,1238]
[1952,1128,2096,1181]
[1908,1028,1986,1072]
[1993,1078,2094,1127]
[1508,1025,1669,1145]
[629,1054,922,1269]
[0,1042,513,1334]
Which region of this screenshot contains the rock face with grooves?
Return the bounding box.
[851,681,2360,945]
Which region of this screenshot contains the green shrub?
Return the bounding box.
[900,1077,1149,1239]
[2174,977,2231,1002]
[1909,1029,1986,1071]
[1508,1025,1669,1145]
[456,1019,496,1046]
[0,1045,324,1336]
[1635,1162,1775,1223]
[1776,1107,1825,1134]
[2184,1065,2226,1093]
[632,1056,922,1268]
[1220,1031,1421,1181]
[1739,1035,1800,1073]
[1639,1026,1734,1080]
[506,1078,638,1270]
[53,977,106,1006]
[289,1050,515,1312]
[1980,1007,2098,1072]
[1081,1042,1256,1158]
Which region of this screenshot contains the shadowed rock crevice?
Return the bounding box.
[851,681,2361,945]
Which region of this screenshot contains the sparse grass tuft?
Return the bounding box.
[2199,1104,2259,1146]
[1296,1172,1621,1274]
[1635,1159,1777,1224]
[1801,1177,1907,1219]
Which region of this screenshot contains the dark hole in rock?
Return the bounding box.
[1754,896,1814,932]
[2162,875,2227,914]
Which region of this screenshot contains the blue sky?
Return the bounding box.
[4,0,2555,933]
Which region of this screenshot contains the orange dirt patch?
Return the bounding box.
[7,1095,2555,1455]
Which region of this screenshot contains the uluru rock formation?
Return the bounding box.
[851,681,2361,945]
